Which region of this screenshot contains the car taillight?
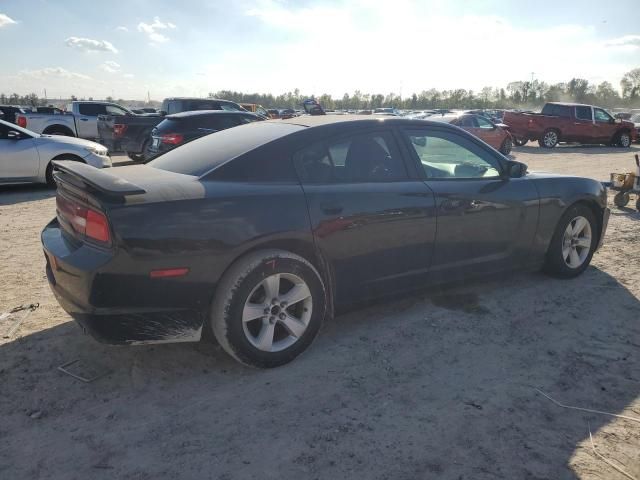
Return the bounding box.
[113,123,127,138]
[161,133,184,145]
[56,193,111,245]
[17,116,27,128]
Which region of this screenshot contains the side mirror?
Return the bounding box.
[411,136,427,147]
[159,110,167,116]
[505,160,527,178]
[614,118,622,124]
[7,130,21,140]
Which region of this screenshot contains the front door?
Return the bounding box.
[570,106,594,143]
[593,107,618,144]
[294,128,437,304]
[0,124,40,182]
[400,127,539,281]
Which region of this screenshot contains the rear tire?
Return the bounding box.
[127,140,149,162]
[539,129,559,148]
[44,128,74,137]
[210,249,327,368]
[499,137,513,155]
[543,204,597,278]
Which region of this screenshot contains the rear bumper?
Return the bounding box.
[42,218,204,345]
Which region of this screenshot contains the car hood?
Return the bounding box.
[38,135,106,150]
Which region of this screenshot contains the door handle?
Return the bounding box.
[320,203,343,215]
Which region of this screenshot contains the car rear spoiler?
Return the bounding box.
[52,161,146,196]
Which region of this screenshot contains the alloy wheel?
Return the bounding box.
[242,273,313,352]
[561,216,592,268]
[620,133,630,147]
[544,131,558,147]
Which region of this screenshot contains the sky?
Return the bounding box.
[0,0,639,101]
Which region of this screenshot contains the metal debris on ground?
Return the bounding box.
[1,303,39,339]
[57,359,112,383]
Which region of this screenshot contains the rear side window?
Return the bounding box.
[148,122,304,176]
[542,104,571,117]
[294,130,407,184]
[575,106,592,121]
[78,104,107,116]
[210,142,297,182]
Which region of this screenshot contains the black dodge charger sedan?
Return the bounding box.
[42,116,609,367]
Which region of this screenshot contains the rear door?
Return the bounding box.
[400,127,539,280]
[294,127,437,304]
[0,124,40,181]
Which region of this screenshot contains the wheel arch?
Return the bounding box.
[560,198,605,250]
[42,125,75,136]
[212,238,335,322]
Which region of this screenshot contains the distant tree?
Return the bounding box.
[567,78,590,103]
[620,68,640,99]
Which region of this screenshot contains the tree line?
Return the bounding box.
[3,68,639,111]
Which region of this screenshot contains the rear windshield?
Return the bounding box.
[148,121,304,176]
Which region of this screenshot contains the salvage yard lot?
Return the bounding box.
[1,145,640,479]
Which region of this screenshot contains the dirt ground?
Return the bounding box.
[1,144,639,479]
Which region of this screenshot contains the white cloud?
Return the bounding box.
[605,35,640,49]
[0,13,16,28]
[115,26,128,32]
[137,16,176,44]
[65,36,118,54]
[100,60,121,73]
[20,67,91,81]
[123,73,135,78]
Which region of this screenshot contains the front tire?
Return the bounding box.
[500,137,513,155]
[543,204,597,278]
[513,137,528,146]
[614,192,630,208]
[539,129,559,148]
[211,249,327,368]
[616,131,631,148]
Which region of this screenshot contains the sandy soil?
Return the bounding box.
[1,145,639,479]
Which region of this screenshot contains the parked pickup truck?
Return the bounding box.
[503,102,637,148]
[16,101,135,141]
[98,97,247,160]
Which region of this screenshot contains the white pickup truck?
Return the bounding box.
[16,101,133,141]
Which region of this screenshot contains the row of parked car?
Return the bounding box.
[2,97,639,188]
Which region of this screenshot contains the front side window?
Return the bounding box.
[105,105,128,116]
[575,106,592,121]
[403,130,501,179]
[594,108,612,123]
[294,131,407,184]
[459,116,478,128]
[476,116,495,130]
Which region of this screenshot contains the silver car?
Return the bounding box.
[0,119,111,186]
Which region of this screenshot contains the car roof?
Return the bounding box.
[165,110,256,119]
[163,97,236,103]
[276,114,466,129]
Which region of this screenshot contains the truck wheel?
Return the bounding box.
[499,137,513,155]
[210,249,327,368]
[613,192,630,207]
[539,129,559,148]
[127,140,149,162]
[616,131,631,148]
[513,137,528,146]
[636,197,640,212]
